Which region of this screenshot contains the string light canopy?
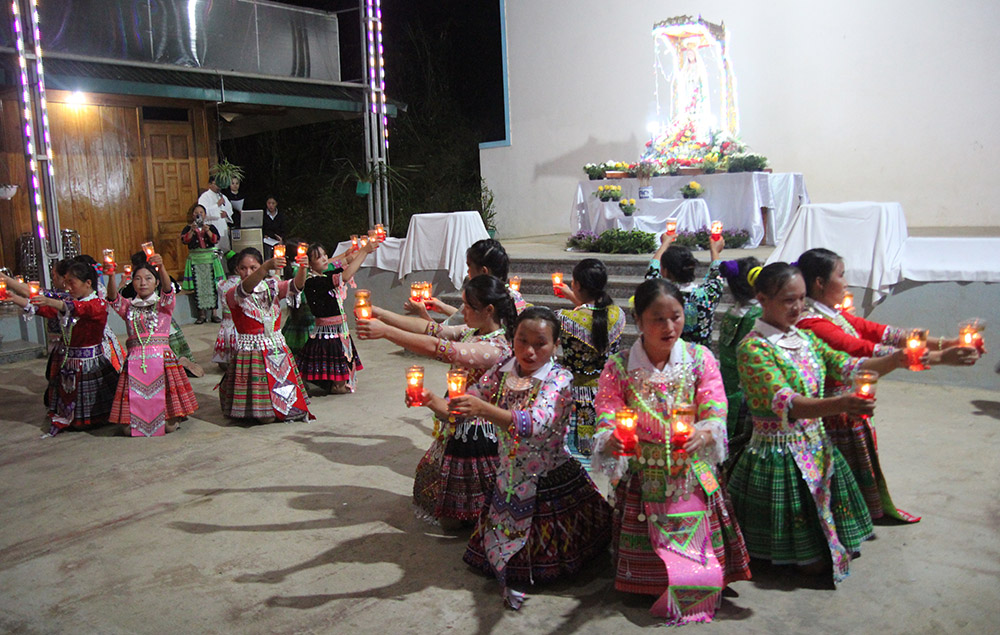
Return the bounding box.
[11,0,60,276]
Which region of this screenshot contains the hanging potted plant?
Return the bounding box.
[209,159,245,190]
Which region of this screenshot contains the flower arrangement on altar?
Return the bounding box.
[618,198,637,216]
[670,227,750,250]
[680,181,704,198]
[595,184,623,202]
[566,228,656,254]
[583,163,605,180]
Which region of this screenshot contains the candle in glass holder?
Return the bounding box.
[959,318,986,354]
[350,235,359,250]
[123,264,133,277]
[28,280,40,298]
[420,282,433,307]
[613,408,638,456]
[446,369,468,401]
[297,242,309,258]
[16,276,24,284]
[272,244,286,259]
[551,272,563,294]
[375,223,386,241]
[0,279,7,300]
[840,291,855,314]
[368,229,378,242]
[354,290,372,320]
[853,369,879,399]
[405,365,425,407]
[710,220,723,241]
[359,236,369,249]
[102,248,115,266]
[410,282,424,304]
[509,276,521,293]
[671,402,695,450]
[906,328,929,371]
[141,241,155,258]
[665,218,678,236]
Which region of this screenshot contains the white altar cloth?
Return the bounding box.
[767,202,909,297]
[335,211,488,290]
[579,198,711,237]
[901,237,1000,283]
[573,172,772,248]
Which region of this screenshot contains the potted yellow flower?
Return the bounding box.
[679,181,705,199]
[618,198,637,216]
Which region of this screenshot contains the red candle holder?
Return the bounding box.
[102,248,115,267]
[906,328,929,371]
[272,244,286,259]
[410,282,424,304]
[406,365,425,407]
[354,290,372,320]
[671,402,695,450]
[0,279,7,300]
[141,241,155,258]
[420,282,433,308]
[446,369,468,414]
[551,272,563,295]
[28,280,40,298]
[839,291,855,314]
[665,218,678,236]
[508,276,521,293]
[359,236,369,249]
[375,224,386,242]
[613,408,638,456]
[852,369,879,399]
[959,318,986,354]
[297,242,309,258]
[350,235,359,250]
[710,221,723,241]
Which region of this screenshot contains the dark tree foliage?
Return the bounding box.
[219,1,498,249]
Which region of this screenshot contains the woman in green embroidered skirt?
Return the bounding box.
[180,203,225,324]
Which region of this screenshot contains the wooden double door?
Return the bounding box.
[142,120,203,276]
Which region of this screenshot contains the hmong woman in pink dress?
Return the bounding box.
[357,274,515,528]
[418,307,612,609]
[107,254,198,436]
[795,248,980,522]
[220,247,311,423]
[593,278,750,625]
[212,252,241,368]
[10,261,120,435]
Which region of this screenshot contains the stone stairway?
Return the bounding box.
[440,251,737,352]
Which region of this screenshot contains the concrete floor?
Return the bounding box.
[1,323,999,634]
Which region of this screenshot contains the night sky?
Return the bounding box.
[281,0,505,142]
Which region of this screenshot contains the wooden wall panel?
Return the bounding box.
[0,99,31,272]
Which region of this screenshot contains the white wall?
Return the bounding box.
[482,0,1000,238]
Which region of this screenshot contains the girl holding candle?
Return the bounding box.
[417,307,613,609]
[795,248,979,522]
[220,247,311,422]
[280,239,317,359]
[212,251,241,369]
[73,254,127,373]
[297,240,374,394]
[551,258,626,459]
[106,252,198,436]
[9,261,120,435]
[592,278,750,625]
[729,262,903,582]
[405,239,528,321]
[645,231,726,347]
[356,274,516,527]
[180,203,225,324]
[717,257,762,473]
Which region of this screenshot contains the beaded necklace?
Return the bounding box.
[496,367,544,502]
[130,301,159,373]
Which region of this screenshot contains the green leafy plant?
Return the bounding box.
[671,228,751,250]
[594,184,623,202]
[583,163,605,180]
[595,228,657,254]
[726,153,769,173]
[566,230,599,251]
[618,198,637,216]
[702,156,718,174]
[478,177,497,234]
[209,159,245,189]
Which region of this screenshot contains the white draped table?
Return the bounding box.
[901,237,1000,283]
[580,198,711,237]
[335,211,489,290]
[768,202,909,297]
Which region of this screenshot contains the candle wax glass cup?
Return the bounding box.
[410,282,424,304]
[405,366,425,407]
[906,329,929,371]
[359,237,368,249]
[671,402,696,449]
[102,248,115,264]
[297,243,309,257]
[959,318,986,353]
[350,235,359,248]
[852,369,879,399]
[509,276,521,293]
[420,282,433,306]
[446,369,468,413]
[710,221,723,239]
[28,281,40,298]
[614,408,638,456]
[273,244,286,259]
[141,242,155,257]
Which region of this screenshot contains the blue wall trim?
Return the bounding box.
[479,0,511,150]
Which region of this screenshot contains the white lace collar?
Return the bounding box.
[498,356,553,381]
[627,337,684,372]
[131,292,159,308]
[754,318,807,349]
[730,299,759,318]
